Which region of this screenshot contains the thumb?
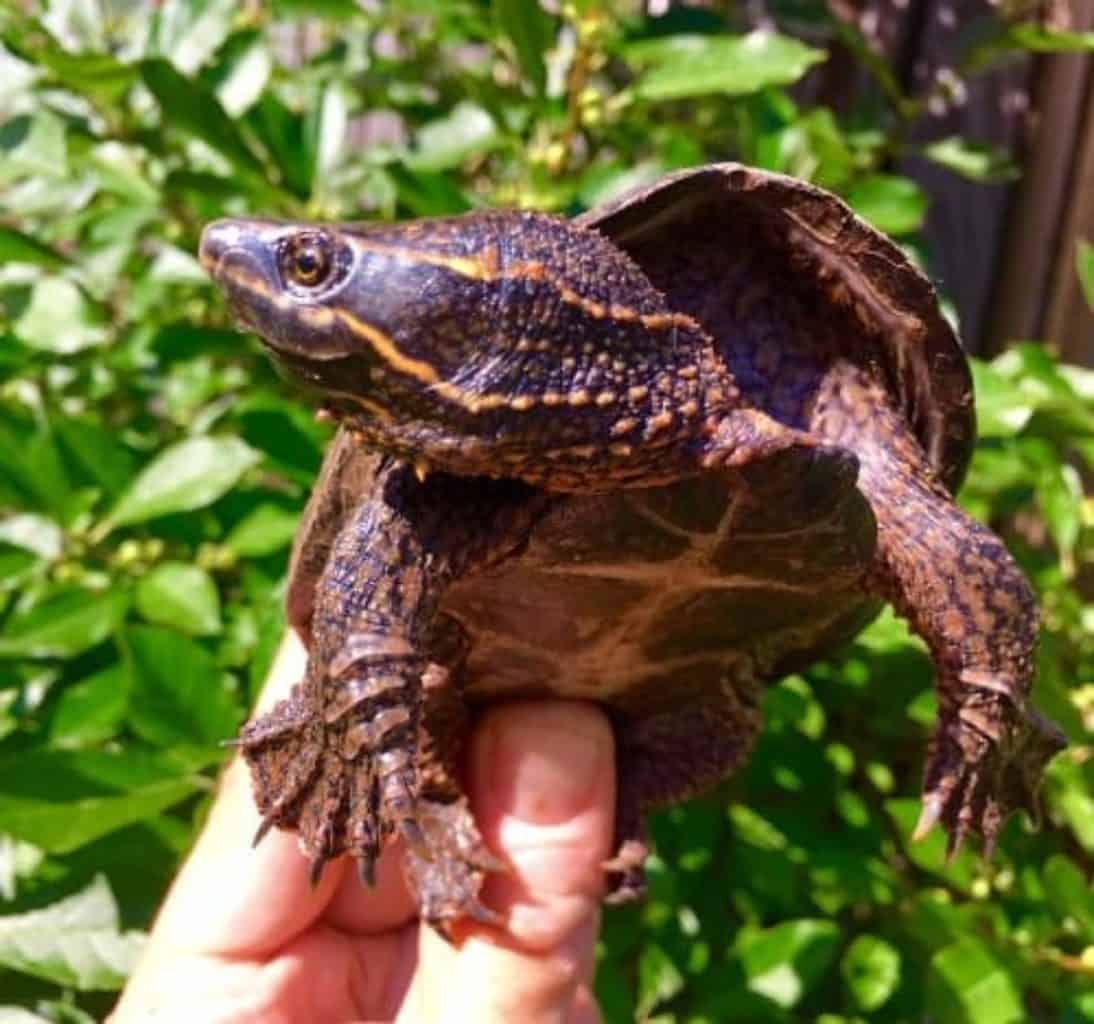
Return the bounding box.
[407,700,615,1024]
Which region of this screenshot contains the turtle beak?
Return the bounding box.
[199,218,282,279]
[199,218,288,337]
[199,219,244,275]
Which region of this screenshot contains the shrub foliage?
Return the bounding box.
[0,2,1091,1021]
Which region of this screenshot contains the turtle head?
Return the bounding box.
[199,215,519,424]
[200,211,722,485]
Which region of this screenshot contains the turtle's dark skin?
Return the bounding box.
[199,164,1066,935]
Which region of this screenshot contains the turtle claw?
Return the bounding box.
[252,814,277,849]
[912,793,943,843]
[919,690,1066,859]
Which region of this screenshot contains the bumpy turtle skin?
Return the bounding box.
[200,162,1066,933]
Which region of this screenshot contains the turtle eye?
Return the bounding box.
[283,234,332,289]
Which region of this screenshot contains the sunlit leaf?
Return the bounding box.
[126,626,241,746]
[1077,239,1094,313]
[49,662,130,748]
[927,939,1024,1024]
[841,934,900,1011]
[0,588,128,659]
[0,875,144,990]
[923,137,1019,183]
[140,58,266,178]
[845,174,927,236]
[493,0,553,96]
[135,562,222,635]
[737,920,840,1008]
[408,102,498,173]
[1008,24,1094,51]
[0,747,200,854]
[629,32,825,100]
[0,226,68,269]
[225,503,299,556]
[106,436,260,529]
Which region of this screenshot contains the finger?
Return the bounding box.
[323,836,416,936]
[141,633,344,959]
[407,701,614,1024]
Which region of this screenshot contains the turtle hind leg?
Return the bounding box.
[401,658,506,935]
[606,664,763,902]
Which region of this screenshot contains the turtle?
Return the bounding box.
[199,162,1066,934]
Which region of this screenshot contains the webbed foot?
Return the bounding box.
[239,662,430,888]
[915,685,1066,859]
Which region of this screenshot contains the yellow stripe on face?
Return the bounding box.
[344,238,699,334]
[224,243,665,419]
[333,308,440,385]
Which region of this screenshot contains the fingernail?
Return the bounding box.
[488,704,607,826]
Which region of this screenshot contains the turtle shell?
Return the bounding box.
[576,163,975,494]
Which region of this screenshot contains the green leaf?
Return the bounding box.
[845,175,927,236]
[225,503,300,556]
[1042,854,1094,938]
[0,587,128,659]
[408,102,498,173]
[14,278,108,354]
[151,0,237,75]
[970,359,1034,437]
[211,30,272,116]
[1022,440,1082,564]
[737,920,841,1008]
[0,226,68,269]
[140,58,266,179]
[126,626,241,746]
[637,942,685,1017]
[493,0,553,96]
[135,562,222,636]
[1077,239,1094,313]
[53,416,138,499]
[106,435,261,530]
[1008,25,1094,52]
[3,27,136,103]
[923,137,1019,183]
[841,934,900,1012]
[926,939,1025,1024]
[49,662,131,748]
[0,748,199,854]
[305,81,349,184]
[0,875,144,990]
[629,32,825,101]
[246,91,312,197]
[0,779,196,856]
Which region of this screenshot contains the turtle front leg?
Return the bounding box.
[814,370,1066,857]
[239,462,545,927]
[872,480,1065,857]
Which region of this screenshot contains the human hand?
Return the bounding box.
[110,632,615,1023]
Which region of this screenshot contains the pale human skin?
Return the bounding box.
[111,633,615,1024]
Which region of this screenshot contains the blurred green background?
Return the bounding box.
[0,1,1092,1021]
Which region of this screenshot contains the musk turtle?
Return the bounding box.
[199,163,1065,933]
